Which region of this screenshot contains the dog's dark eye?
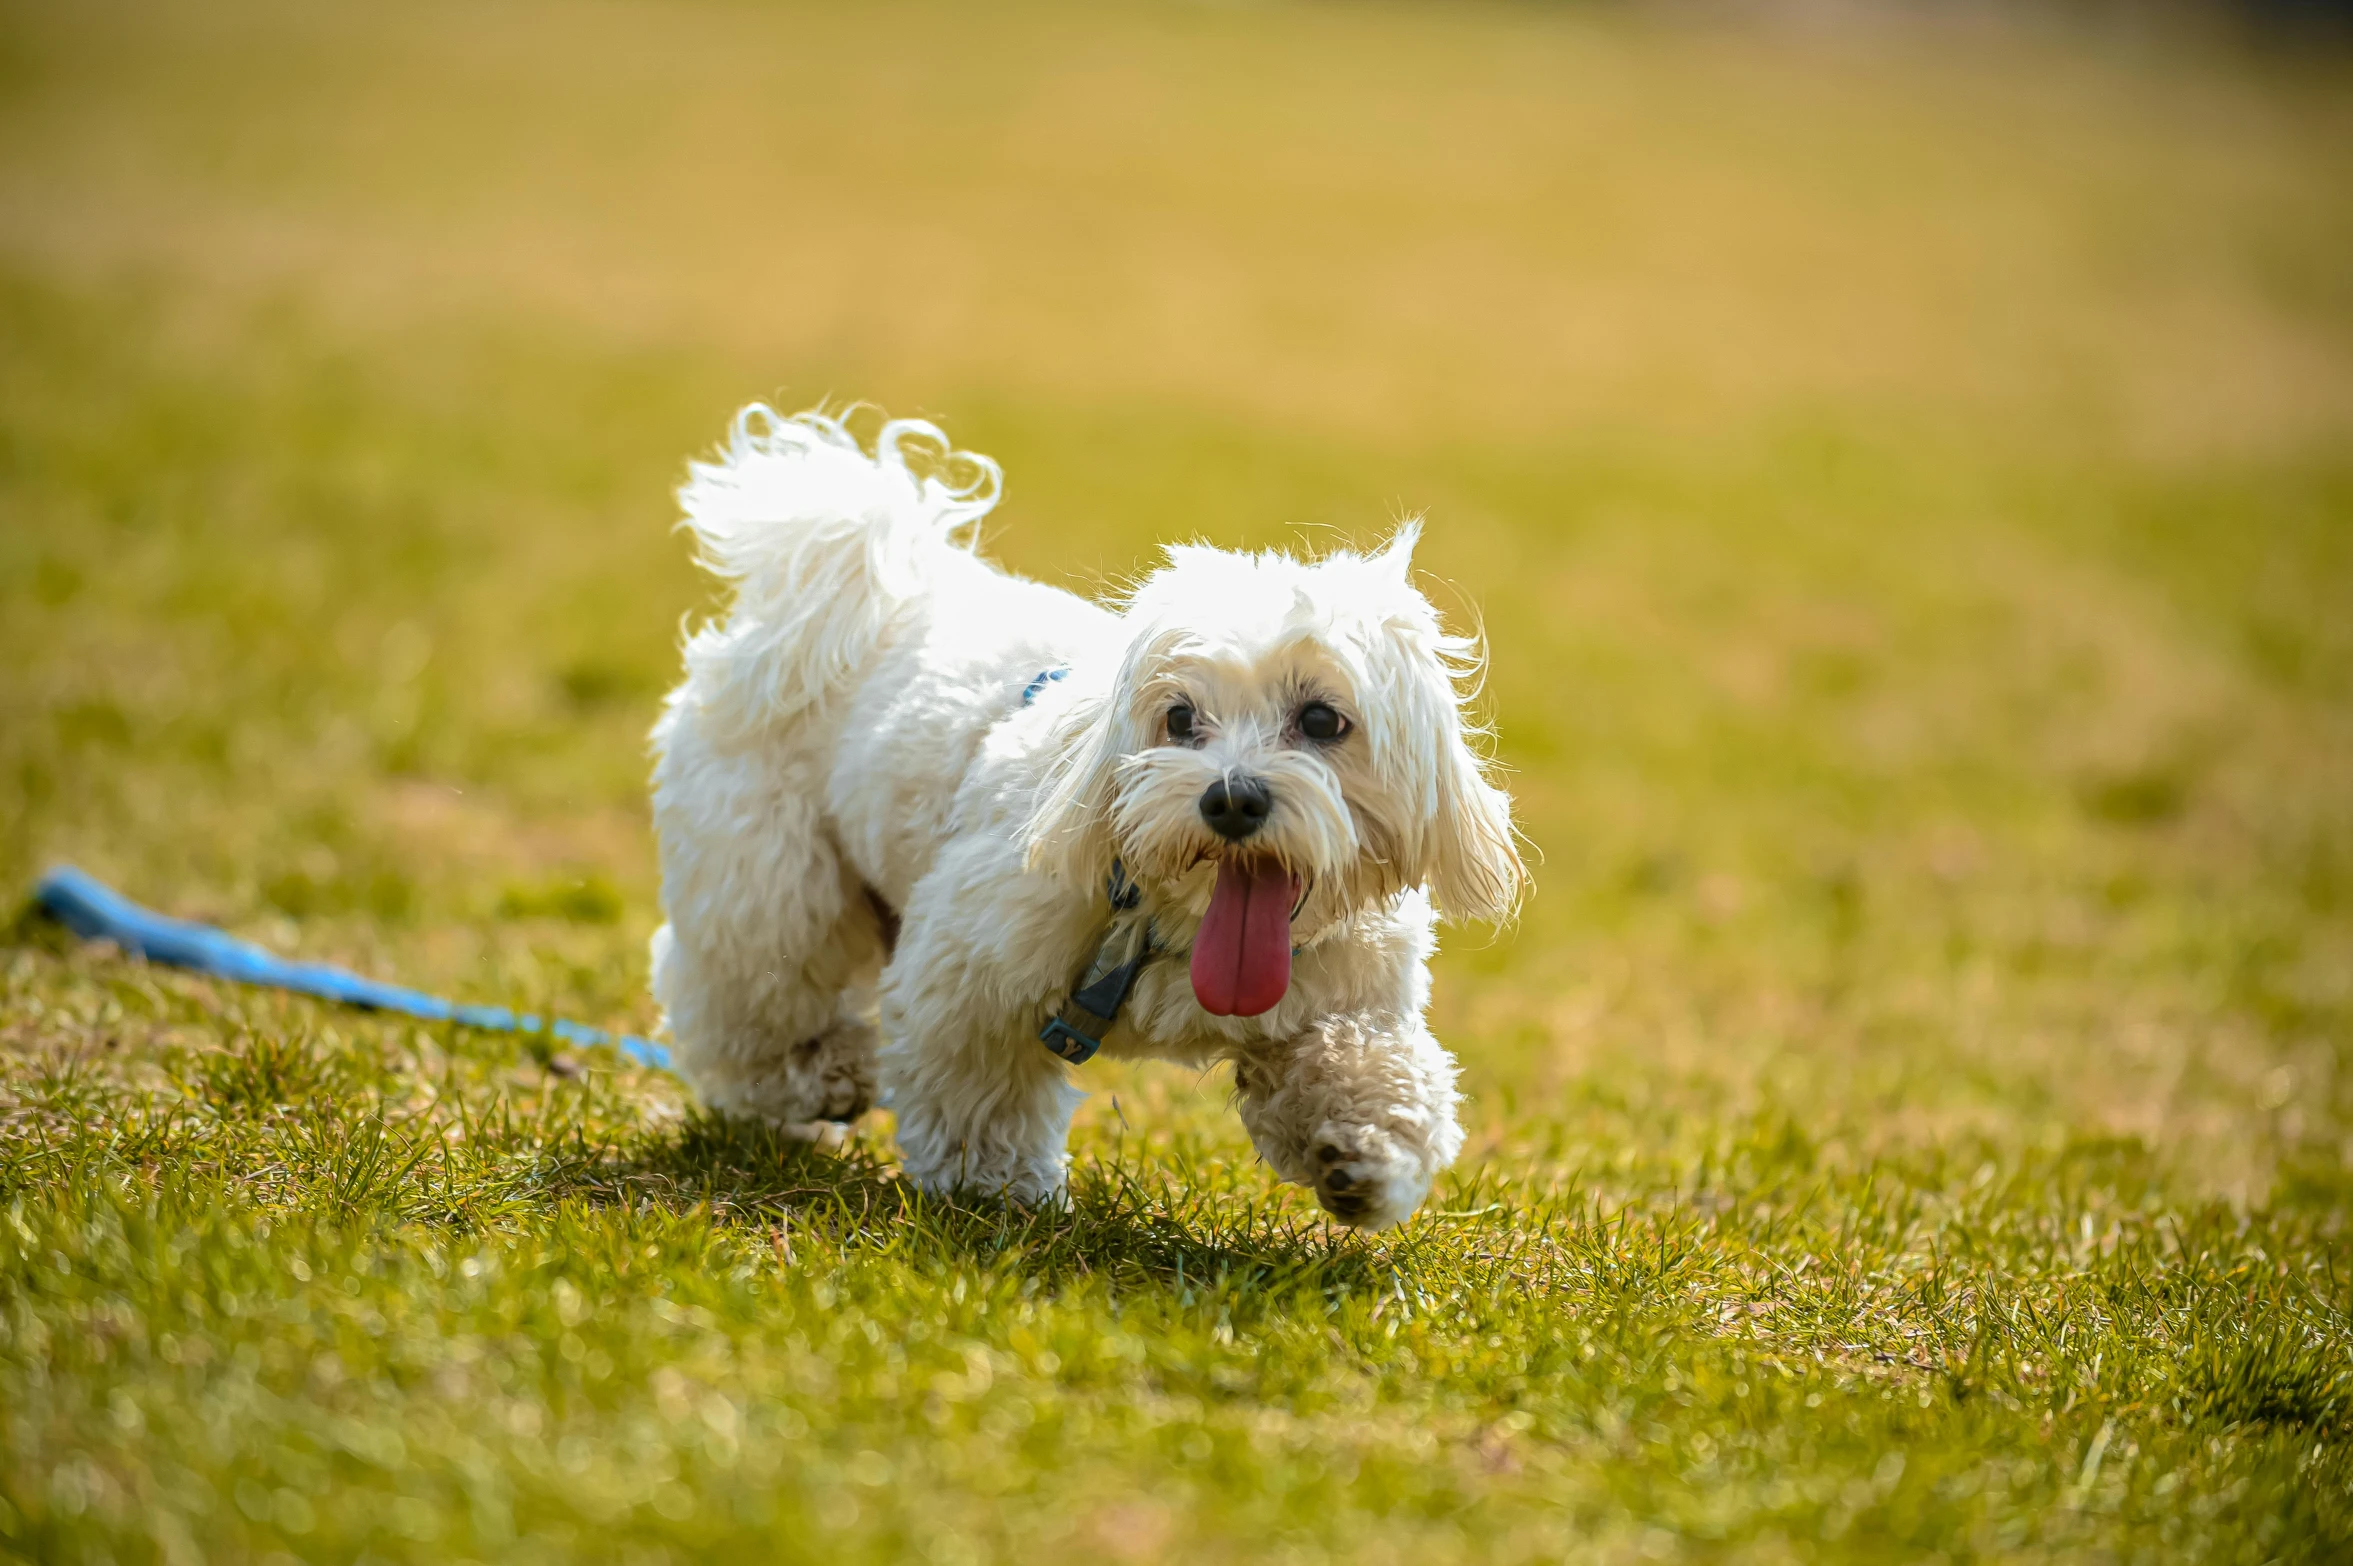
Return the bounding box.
[1166,703,1196,743]
[1298,701,1347,742]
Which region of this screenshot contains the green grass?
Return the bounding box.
[3,0,2351,1561]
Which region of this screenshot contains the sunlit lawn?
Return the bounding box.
[3,1,2350,1561]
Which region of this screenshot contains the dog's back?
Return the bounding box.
[646,407,1105,1127]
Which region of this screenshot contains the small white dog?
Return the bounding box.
[648,407,1522,1228]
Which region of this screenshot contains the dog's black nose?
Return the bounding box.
[1199,776,1273,841]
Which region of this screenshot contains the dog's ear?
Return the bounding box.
[1425,707,1523,924]
[1358,543,1525,924]
[1372,520,1421,584]
[1021,661,1145,890]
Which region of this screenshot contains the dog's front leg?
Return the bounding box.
[884,1020,1080,1207]
[1232,1011,1465,1230]
[878,864,1086,1208]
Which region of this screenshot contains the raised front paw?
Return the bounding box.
[1308,1121,1433,1230]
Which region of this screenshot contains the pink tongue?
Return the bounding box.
[1190,860,1300,1017]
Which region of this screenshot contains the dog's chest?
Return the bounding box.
[1087,928,1376,1067]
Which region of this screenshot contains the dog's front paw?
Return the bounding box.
[1308,1121,1432,1230]
[893,1111,1072,1210]
[898,1150,1069,1210]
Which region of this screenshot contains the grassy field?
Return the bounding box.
[4,0,2352,1560]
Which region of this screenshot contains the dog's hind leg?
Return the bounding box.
[650,721,885,1128]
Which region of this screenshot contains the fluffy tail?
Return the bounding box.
[673,405,1000,739]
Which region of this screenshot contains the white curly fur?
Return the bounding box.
[649,406,1522,1228]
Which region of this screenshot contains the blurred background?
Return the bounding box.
[3,0,2349,1195]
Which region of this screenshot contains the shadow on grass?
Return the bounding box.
[0,908,1396,1313]
[590,1109,1400,1308]
[4,895,80,957]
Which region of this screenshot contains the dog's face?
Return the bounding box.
[1025,528,1522,1016]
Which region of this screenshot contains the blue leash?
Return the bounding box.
[29,865,671,1071]
[28,670,1076,1073]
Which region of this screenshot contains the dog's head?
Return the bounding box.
[1023,526,1523,1017]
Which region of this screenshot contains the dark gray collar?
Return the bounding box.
[1038,862,1156,1065]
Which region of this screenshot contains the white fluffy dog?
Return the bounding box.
[648,407,1522,1228]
